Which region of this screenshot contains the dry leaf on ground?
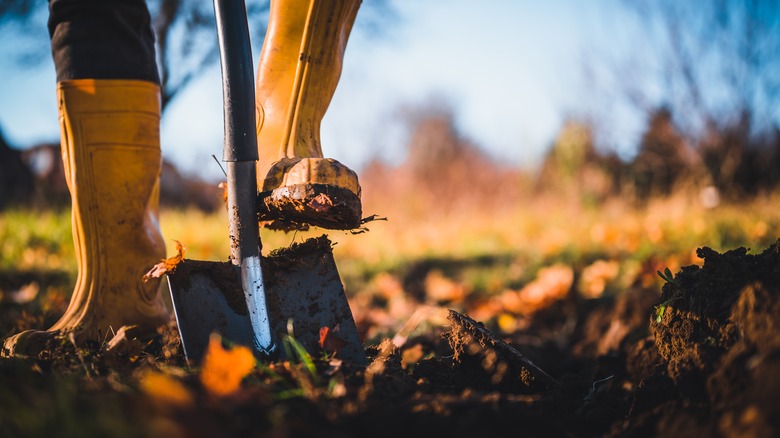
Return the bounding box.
[579,260,620,299]
[498,264,574,315]
[140,371,194,409]
[424,270,468,303]
[319,325,348,357]
[200,333,256,397]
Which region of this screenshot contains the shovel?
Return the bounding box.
[166,0,365,366]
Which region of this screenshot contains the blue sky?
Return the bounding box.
[0,0,626,181]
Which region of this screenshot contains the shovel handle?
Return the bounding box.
[214,0,275,355]
[214,0,259,265]
[214,0,257,163]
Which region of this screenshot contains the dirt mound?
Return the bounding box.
[445,310,558,393]
[649,241,780,434]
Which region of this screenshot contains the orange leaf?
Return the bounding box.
[200,333,256,397]
[319,325,348,356]
[140,371,194,408]
[142,240,186,282]
[218,181,228,205]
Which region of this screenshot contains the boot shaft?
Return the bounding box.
[53,79,168,335]
[255,0,361,170]
[254,0,363,229]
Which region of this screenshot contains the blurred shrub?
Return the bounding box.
[537,120,622,204]
[362,106,528,216]
[0,129,35,210]
[630,108,696,199]
[538,108,780,204]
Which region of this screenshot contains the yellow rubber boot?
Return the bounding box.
[255,0,362,230]
[2,79,169,358]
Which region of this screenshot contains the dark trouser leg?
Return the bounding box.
[48,0,159,83]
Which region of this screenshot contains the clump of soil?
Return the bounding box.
[445,310,558,393]
[258,183,362,230]
[648,240,780,434]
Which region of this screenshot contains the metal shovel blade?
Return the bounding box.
[168,236,366,366]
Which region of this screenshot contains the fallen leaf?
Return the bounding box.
[106,325,138,351]
[218,181,228,205]
[499,264,574,315]
[200,333,256,397]
[373,273,404,300]
[319,325,348,357]
[5,282,39,304]
[104,325,144,364]
[140,371,194,409]
[497,313,519,333]
[424,269,468,303]
[578,260,620,299]
[143,240,185,282]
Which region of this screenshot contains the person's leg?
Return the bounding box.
[49,0,159,83]
[255,0,363,230]
[3,0,168,358]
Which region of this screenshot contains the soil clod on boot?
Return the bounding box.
[259,183,361,230]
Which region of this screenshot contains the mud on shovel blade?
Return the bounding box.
[168,237,367,365]
[168,261,256,362]
[167,0,274,363]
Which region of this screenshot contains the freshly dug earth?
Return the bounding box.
[2,241,780,437]
[647,242,780,436]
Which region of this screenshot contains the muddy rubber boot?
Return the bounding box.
[2,79,169,358]
[255,0,362,230]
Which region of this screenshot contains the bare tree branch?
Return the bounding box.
[1,0,396,116]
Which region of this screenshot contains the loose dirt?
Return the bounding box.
[3,241,780,437]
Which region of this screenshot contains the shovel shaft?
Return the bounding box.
[215,0,274,355]
[225,161,260,261]
[214,0,257,163]
[226,162,274,354]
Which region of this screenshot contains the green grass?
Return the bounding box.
[2,193,779,302]
[0,209,74,273]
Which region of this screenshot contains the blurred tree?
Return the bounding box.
[405,106,487,205]
[544,121,596,183]
[0,125,34,209]
[399,102,524,212]
[0,0,394,112]
[0,0,272,112]
[631,107,693,199]
[586,0,780,197]
[150,0,274,109]
[538,120,621,203]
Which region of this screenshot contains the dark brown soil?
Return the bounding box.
[646,241,780,435]
[3,241,780,437]
[258,183,362,230]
